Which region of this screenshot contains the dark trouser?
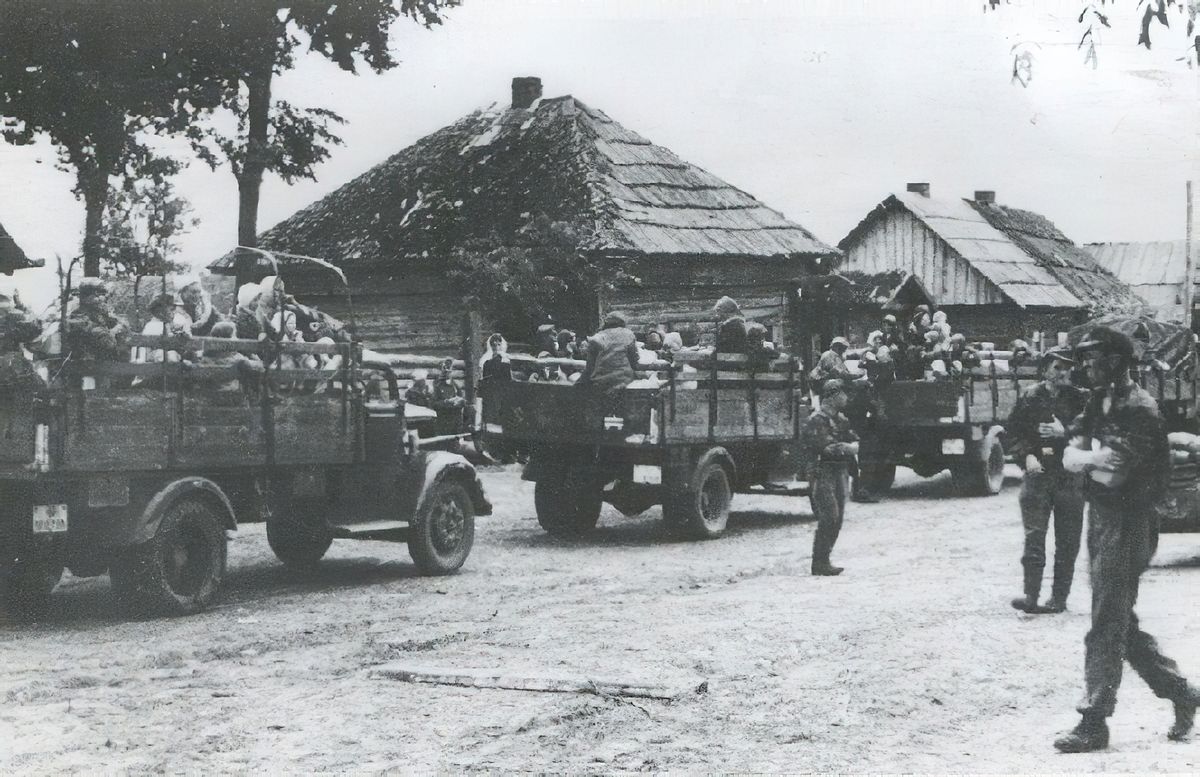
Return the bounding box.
[811,463,848,566]
[1078,497,1190,717]
[1018,470,1085,601]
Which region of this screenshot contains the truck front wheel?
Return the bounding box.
[534,469,602,538]
[409,481,476,575]
[112,498,227,616]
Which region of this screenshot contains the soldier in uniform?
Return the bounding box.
[1005,346,1088,614]
[1054,327,1199,752]
[801,379,860,576]
[65,278,129,362]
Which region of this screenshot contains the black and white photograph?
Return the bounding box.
[1,0,1198,771]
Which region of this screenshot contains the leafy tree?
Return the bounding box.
[448,215,633,338]
[97,156,198,322]
[0,2,218,276]
[988,0,1198,83]
[177,1,458,265]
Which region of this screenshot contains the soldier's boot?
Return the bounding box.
[1168,689,1199,741]
[1053,713,1109,753]
[811,563,844,576]
[1011,566,1049,613]
[1042,577,1072,614]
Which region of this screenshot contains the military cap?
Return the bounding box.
[820,378,847,398]
[1038,345,1076,369]
[1075,326,1134,361]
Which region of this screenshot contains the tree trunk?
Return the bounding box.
[236,67,273,251]
[80,168,108,278]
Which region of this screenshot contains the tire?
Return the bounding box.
[534,469,602,538]
[4,559,63,618]
[111,498,227,617]
[266,502,333,569]
[952,435,1006,496]
[857,461,896,493]
[409,480,476,575]
[664,458,731,540]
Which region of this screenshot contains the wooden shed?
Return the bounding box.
[1086,240,1193,324]
[209,77,837,355]
[836,185,1145,345]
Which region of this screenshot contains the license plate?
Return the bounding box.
[32,504,68,534]
[941,438,966,456]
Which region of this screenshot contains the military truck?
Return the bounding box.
[481,348,810,540]
[0,332,489,617]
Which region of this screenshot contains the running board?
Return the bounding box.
[331,520,410,541]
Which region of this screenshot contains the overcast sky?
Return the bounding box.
[2,0,1197,304]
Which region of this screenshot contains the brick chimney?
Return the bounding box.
[974,190,996,204]
[511,77,542,109]
[906,182,931,197]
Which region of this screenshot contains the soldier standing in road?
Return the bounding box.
[1005,346,1088,614]
[801,379,860,576]
[1054,327,1199,752]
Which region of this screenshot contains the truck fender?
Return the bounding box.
[402,450,493,518]
[131,477,237,545]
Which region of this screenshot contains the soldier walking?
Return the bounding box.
[1005,346,1088,613]
[801,379,859,576]
[1054,327,1199,752]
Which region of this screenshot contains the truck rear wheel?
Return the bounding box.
[664,458,731,540]
[4,558,63,618]
[409,481,476,575]
[534,469,602,538]
[112,498,227,617]
[952,435,1006,496]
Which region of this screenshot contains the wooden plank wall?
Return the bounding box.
[842,208,1005,306]
[608,285,788,347]
[306,292,464,355]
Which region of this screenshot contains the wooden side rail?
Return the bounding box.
[125,333,352,357]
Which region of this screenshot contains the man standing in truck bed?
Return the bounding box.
[1005,345,1088,614]
[1054,326,1199,752]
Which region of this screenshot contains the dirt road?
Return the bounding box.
[2,466,1199,772]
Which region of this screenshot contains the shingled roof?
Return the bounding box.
[212,86,835,274]
[838,191,1144,312]
[0,220,40,274]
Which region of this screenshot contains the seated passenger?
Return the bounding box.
[405,369,434,407]
[810,337,851,383]
[66,278,130,362]
[178,277,224,337]
[133,292,192,365]
[233,282,263,340]
[745,322,780,367]
[578,311,639,394]
[0,279,43,354]
[661,331,684,359]
[193,321,264,392]
[713,296,748,353]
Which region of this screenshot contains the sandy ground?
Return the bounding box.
[2,465,1199,773]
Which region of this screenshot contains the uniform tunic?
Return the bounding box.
[800,406,859,566]
[1070,382,1189,717]
[1006,381,1089,597]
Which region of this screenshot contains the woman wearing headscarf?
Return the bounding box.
[132,292,192,365]
[233,282,263,340]
[178,278,223,337]
[579,311,639,394]
[482,333,512,382]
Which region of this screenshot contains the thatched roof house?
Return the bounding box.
[0,220,41,275]
[1086,240,1192,323]
[836,185,1144,343]
[211,78,836,352]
